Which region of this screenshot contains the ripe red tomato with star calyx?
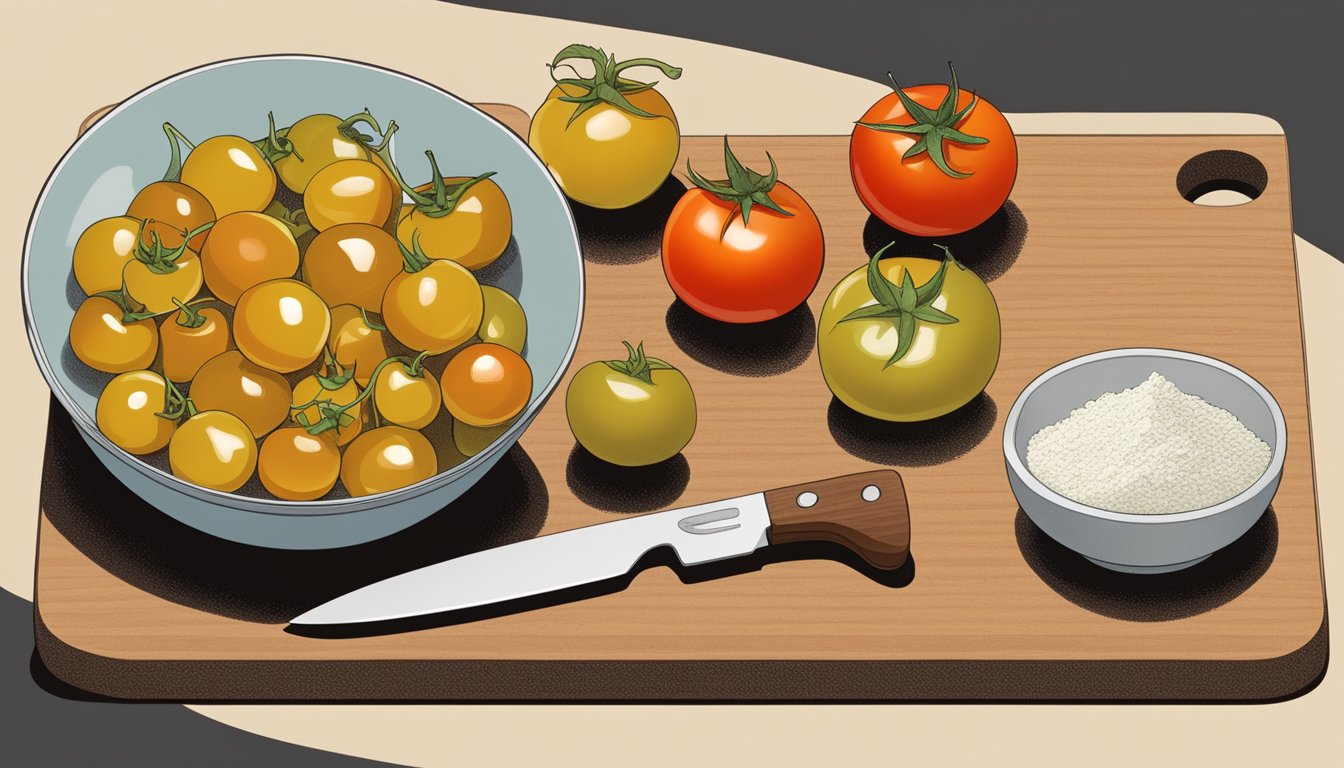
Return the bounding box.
[850,63,1017,237]
[661,138,824,324]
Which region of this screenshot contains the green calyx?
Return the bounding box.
[131,218,213,275]
[156,376,197,422]
[314,348,355,391]
[363,120,496,219]
[171,297,207,328]
[838,242,961,368]
[254,111,303,165]
[397,230,433,274]
[604,341,674,386]
[547,43,682,127]
[687,137,794,234]
[855,63,988,179]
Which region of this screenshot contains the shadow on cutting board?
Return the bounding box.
[40,403,549,624]
[565,443,690,513]
[861,199,1027,282]
[828,392,997,467]
[1015,507,1278,621]
[287,539,917,639]
[568,174,686,265]
[665,300,815,377]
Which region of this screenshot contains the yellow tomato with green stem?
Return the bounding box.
[96,370,175,454]
[273,111,379,193]
[528,44,682,209]
[160,300,231,383]
[565,341,695,466]
[159,379,258,492]
[73,216,141,295]
[69,294,159,373]
[372,353,442,430]
[817,244,1000,422]
[328,304,389,387]
[180,134,276,216]
[291,350,363,446]
[380,234,483,355]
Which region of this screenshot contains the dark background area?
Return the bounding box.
[4,1,1339,766]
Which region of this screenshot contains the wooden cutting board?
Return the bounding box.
[33,104,1326,701]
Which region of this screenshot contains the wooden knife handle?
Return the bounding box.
[764,470,910,570]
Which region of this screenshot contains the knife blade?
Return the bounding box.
[291,469,909,626]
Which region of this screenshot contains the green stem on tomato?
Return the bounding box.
[603,341,674,386]
[853,62,988,179]
[546,44,682,127]
[685,137,793,236]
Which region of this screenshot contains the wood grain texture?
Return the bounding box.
[34,104,1327,700]
[765,471,909,570]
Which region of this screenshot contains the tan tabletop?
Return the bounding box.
[2,1,1338,765]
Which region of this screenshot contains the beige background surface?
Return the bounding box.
[1,1,1338,765]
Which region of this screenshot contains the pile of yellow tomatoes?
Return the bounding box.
[70,109,533,500]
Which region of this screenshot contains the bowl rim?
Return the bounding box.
[21,53,585,517]
[1002,347,1287,524]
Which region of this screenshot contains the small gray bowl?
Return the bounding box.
[1003,348,1285,574]
[22,56,583,549]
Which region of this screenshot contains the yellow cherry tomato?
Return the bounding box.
[69,296,158,373]
[73,216,140,295]
[233,279,331,372]
[565,342,696,466]
[441,343,532,427]
[189,350,292,438]
[200,211,300,304]
[180,135,276,216]
[303,159,395,231]
[528,48,681,209]
[478,285,527,353]
[381,261,483,354]
[169,410,258,492]
[274,113,368,193]
[291,371,363,446]
[302,223,403,311]
[374,360,442,429]
[160,305,231,383]
[328,304,389,387]
[126,181,215,252]
[96,370,174,454]
[340,426,437,497]
[395,176,512,270]
[122,253,203,313]
[258,427,341,500]
[817,248,1000,422]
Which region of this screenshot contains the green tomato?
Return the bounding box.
[817,250,1000,422]
[479,285,527,354]
[565,343,696,466]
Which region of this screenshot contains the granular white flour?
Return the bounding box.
[1026,372,1271,514]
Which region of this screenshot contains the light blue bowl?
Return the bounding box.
[23,55,583,549]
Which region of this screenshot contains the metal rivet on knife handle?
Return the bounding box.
[763,470,910,570]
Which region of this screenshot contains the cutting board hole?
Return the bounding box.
[1177,150,1267,207]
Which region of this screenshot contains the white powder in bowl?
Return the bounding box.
[1025,372,1272,514]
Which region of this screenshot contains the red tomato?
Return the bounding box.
[850,67,1016,237]
[661,142,824,323]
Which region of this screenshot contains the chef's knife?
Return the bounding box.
[291,470,909,626]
